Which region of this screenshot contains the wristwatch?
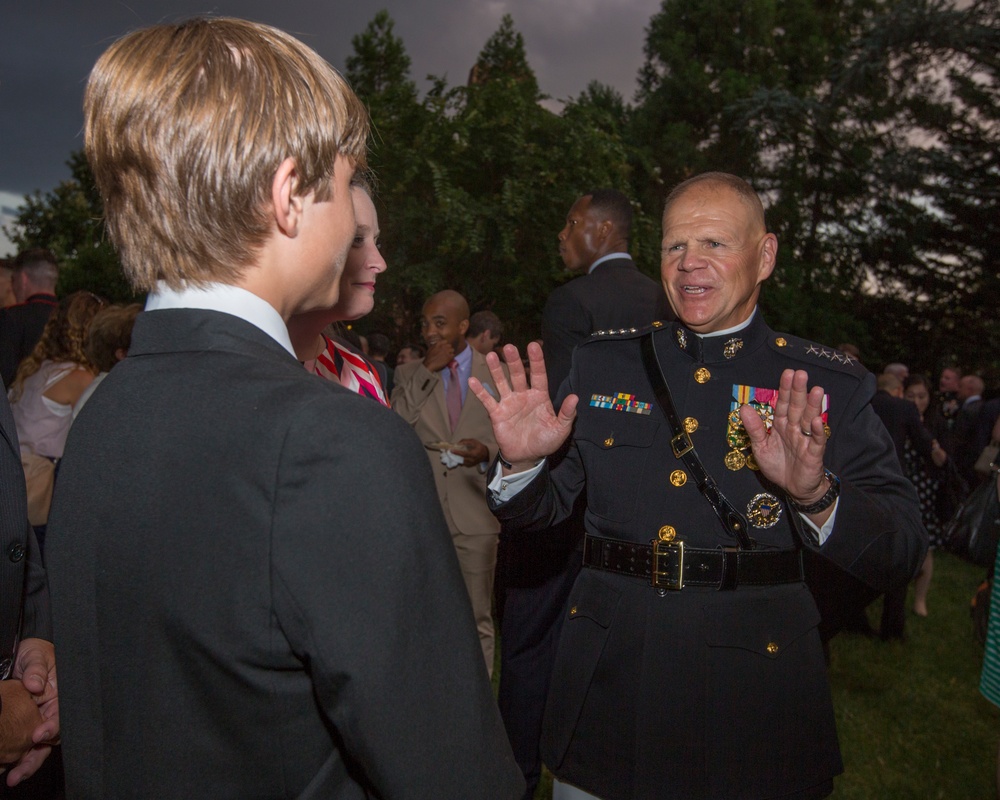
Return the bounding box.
[788,469,841,514]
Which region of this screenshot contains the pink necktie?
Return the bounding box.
[446,359,462,431]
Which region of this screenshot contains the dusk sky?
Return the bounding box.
[1,1,663,255]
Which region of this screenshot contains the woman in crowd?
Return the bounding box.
[73,303,142,418]
[9,290,105,458]
[287,178,389,405]
[9,290,105,548]
[903,373,954,616]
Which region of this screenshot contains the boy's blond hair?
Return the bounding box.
[84,17,369,291]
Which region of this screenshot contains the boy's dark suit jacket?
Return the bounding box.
[47,309,523,799]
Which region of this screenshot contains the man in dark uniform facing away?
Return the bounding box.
[496,189,671,799]
[471,172,927,800]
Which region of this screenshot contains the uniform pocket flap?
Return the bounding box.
[702,587,820,658]
[566,575,621,629]
[576,412,659,451]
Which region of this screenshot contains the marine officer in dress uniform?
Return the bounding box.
[470,171,927,800]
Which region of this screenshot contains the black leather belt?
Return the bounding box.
[583,535,804,591]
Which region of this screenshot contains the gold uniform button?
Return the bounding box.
[766,642,779,654]
[669,470,687,487]
[604,436,614,447]
[570,606,578,616]
[775,337,788,347]
[658,525,677,542]
[694,367,711,383]
[683,417,698,433]
[652,320,664,328]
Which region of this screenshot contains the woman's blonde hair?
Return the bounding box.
[84,17,369,291]
[9,291,106,401]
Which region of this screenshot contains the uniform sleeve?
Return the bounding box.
[815,372,928,592]
[542,287,590,405]
[270,397,523,800]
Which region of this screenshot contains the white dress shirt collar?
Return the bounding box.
[144,281,296,357]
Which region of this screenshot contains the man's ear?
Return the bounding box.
[271,157,305,237]
[756,232,778,284]
[459,319,470,338]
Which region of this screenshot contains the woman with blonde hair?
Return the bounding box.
[9,290,105,460]
[287,177,390,404]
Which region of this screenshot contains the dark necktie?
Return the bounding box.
[447,359,462,431]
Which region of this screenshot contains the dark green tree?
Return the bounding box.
[631,0,880,205]
[735,0,999,372]
[351,14,639,348]
[4,151,134,302]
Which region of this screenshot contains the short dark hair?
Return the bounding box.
[904,374,931,392]
[468,310,503,340]
[584,189,633,239]
[367,332,391,359]
[13,248,59,287]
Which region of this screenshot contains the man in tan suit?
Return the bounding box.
[392,290,503,673]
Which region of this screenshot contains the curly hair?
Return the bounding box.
[9,291,106,401]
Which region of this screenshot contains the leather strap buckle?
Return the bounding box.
[671,431,694,459]
[651,539,685,590]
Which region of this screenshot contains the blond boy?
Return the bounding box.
[46,18,522,798]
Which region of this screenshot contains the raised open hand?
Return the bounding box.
[740,369,830,511]
[468,342,578,468]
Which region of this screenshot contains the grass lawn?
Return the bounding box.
[827,551,998,799]
[502,550,999,799]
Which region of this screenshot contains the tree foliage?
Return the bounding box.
[7,5,997,376]
[4,151,134,302]
[725,0,999,373]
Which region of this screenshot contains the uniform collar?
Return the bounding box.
[669,308,768,363]
[588,252,632,274]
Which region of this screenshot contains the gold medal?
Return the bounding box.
[747,493,783,529]
[746,453,760,471]
[724,449,746,471]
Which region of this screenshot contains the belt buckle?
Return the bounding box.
[671,432,693,458]
[651,539,685,590]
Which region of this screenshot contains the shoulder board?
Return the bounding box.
[584,320,668,343]
[768,333,867,376]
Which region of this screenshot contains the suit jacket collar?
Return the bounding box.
[588,255,636,275]
[129,308,298,368]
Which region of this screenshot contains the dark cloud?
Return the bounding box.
[1,1,660,197]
